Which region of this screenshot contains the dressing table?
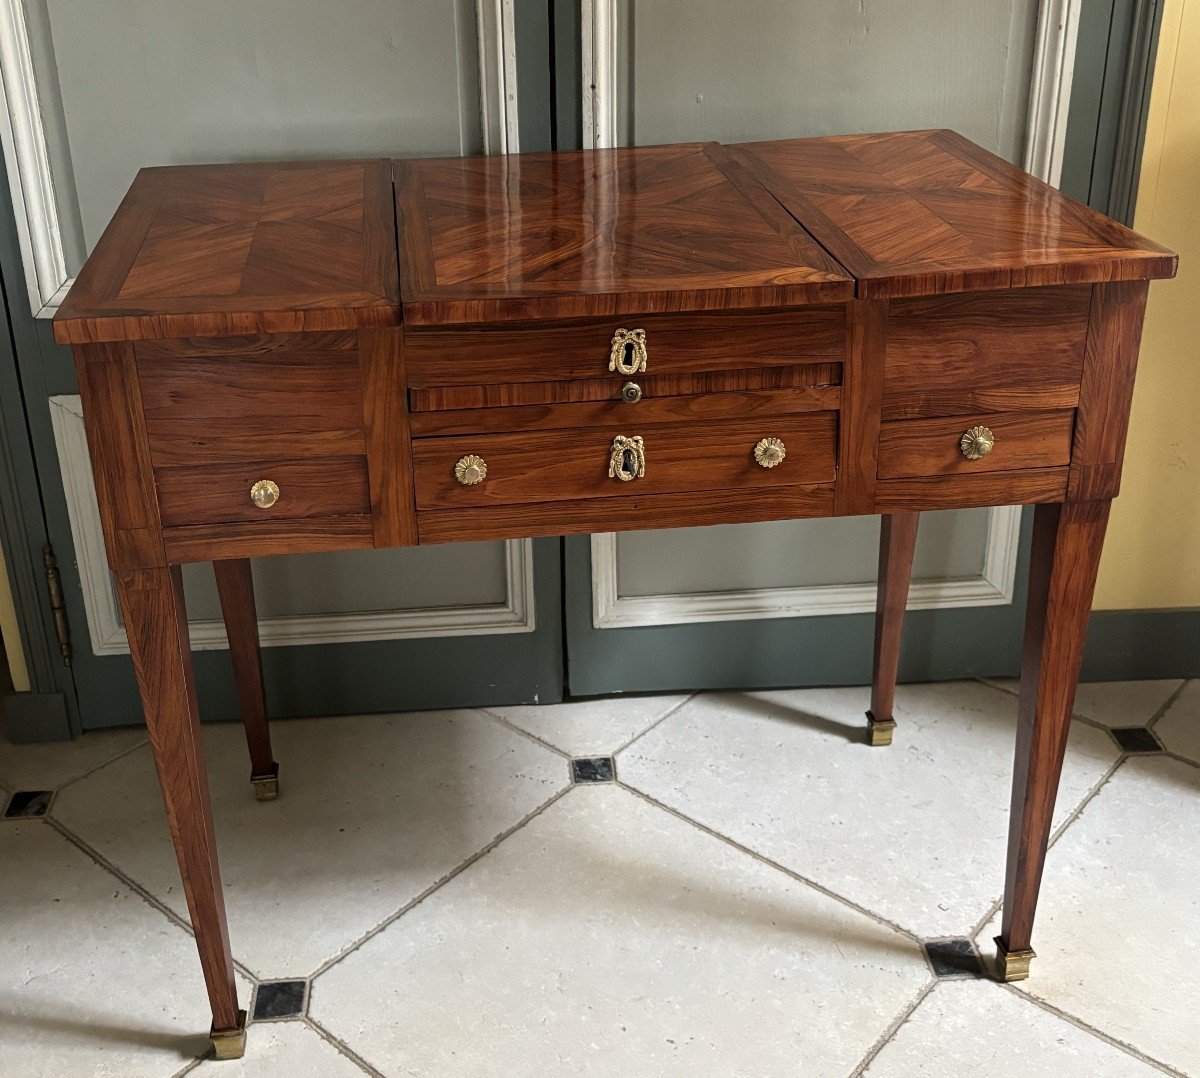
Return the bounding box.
[52,130,1176,1058]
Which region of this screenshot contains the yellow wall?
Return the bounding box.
[1094,0,1200,609]
[0,545,31,692]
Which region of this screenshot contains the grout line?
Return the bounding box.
[846,979,938,1077]
[306,783,574,981]
[474,707,572,759]
[1146,678,1190,731]
[302,1016,387,1077]
[169,1057,204,1078]
[611,692,698,755]
[616,781,926,946]
[999,983,1187,1077]
[44,816,262,986]
[51,734,152,796]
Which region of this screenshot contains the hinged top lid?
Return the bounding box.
[731,129,1177,299]
[392,142,854,325]
[53,159,399,345]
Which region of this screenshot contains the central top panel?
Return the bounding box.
[392,142,854,325]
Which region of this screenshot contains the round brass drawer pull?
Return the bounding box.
[608,435,646,481]
[249,479,280,509]
[620,381,642,404]
[454,454,488,486]
[960,425,996,461]
[753,437,787,469]
[609,328,647,375]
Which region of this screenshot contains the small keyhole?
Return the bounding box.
[621,448,636,476]
[623,341,636,367]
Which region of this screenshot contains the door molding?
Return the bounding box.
[476,0,520,154]
[1025,0,1083,186]
[49,395,536,655]
[591,507,1022,628]
[581,0,617,149]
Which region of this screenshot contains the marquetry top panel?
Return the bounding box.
[53,160,399,344]
[732,129,1177,298]
[393,143,854,324]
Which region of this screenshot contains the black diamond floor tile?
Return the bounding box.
[924,938,984,979]
[253,980,307,1020]
[571,756,615,783]
[1110,727,1163,754]
[3,790,53,819]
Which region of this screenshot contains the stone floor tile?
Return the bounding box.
[0,820,251,1077]
[619,681,1117,938]
[863,981,1161,1077]
[483,693,688,756]
[192,1021,365,1077]
[978,756,1200,1075]
[0,725,146,791]
[981,678,1182,728]
[1154,680,1200,762]
[312,784,929,1078]
[53,711,566,978]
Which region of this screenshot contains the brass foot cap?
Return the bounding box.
[251,762,280,802]
[865,711,896,747]
[209,1009,248,1060]
[994,937,1036,982]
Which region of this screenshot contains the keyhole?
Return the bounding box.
[621,448,636,476]
[623,341,636,368]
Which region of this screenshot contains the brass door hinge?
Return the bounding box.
[42,545,72,666]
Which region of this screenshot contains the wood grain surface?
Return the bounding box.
[732,130,1177,298]
[54,160,399,344]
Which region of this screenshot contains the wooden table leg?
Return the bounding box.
[867,511,920,746]
[213,559,278,801]
[996,499,1111,981]
[115,566,246,1057]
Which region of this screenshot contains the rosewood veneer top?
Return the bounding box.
[53,131,1177,343]
[731,130,1177,298]
[54,159,399,345]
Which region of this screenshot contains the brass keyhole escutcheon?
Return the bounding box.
[621,382,642,404]
[753,437,786,469]
[608,435,646,481]
[609,328,647,375]
[249,479,280,509]
[960,425,996,461]
[454,454,488,486]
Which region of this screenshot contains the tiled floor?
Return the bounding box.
[1,678,1196,1077]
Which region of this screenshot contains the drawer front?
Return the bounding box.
[877,410,1074,480]
[136,333,366,465]
[412,413,837,509]
[404,306,846,388]
[882,286,1091,420]
[156,457,370,526]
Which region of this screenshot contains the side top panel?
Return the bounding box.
[731,130,1178,299]
[53,160,400,344]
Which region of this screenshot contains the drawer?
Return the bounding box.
[136,333,366,465]
[882,286,1091,420]
[156,457,370,526]
[404,306,846,388]
[412,413,837,509]
[877,411,1074,480]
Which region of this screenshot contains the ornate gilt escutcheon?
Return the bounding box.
[608,435,646,482]
[960,425,996,461]
[609,328,647,375]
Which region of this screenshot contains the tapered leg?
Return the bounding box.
[115,566,246,1057]
[866,511,920,746]
[996,499,1111,981]
[213,560,277,800]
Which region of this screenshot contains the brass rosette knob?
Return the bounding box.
[608,435,646,481]
[753,437,787,469]
[454,454,488,486]
[960,425,996,461]
[249,479,280,509]
[609,328,647,375]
